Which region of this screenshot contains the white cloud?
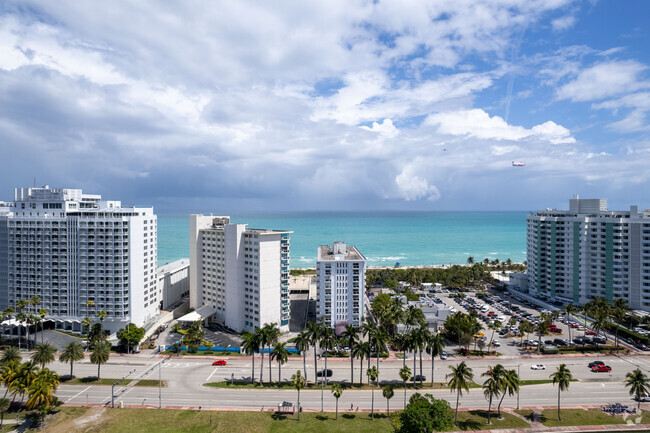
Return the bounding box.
[395,162,440,201]
[557,60,650,102]
[551,15,575,32]
[360,119,399,137]
[425,109,575,144]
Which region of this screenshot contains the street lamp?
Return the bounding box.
[111,381,120,408]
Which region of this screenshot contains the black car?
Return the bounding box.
[409,375,427,382]
[316,369,333,377]
[588,360,604,368]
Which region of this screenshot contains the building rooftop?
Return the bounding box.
[318,242,366,261]
[157,258,190,275]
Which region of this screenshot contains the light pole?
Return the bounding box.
[516,364,520,410]
[158,360,162,409]
[111,381,119,408]
[321,377,324,412]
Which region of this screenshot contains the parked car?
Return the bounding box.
[316,369,333,377]
[635,393,650,402]
[212,360,227,366]
[588,360,605,368]
[531,364,546,370]
[591,365,612,373]
[585,330,597,336]
[474,332,485,338]
[410,375,427,382]
[491,340,501,347]
[440,351,448,360]
[637,343,650,351]
[570,323,579,328]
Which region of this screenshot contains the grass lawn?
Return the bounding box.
[42,408,394,433]
[62,377,165,387]
[515,408,648,427]
[452,410,530,431]
[204,381,475,391]
[519,379,579,386]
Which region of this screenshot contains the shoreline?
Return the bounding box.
[292,262,525,271]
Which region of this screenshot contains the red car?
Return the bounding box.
[585,330,597,336]
[570,323,579,328]
[212,360,227,366]
[591,365,611,373]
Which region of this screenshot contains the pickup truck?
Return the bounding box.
[548,325,562,333]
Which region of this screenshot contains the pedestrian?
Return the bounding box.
[350,403,353,411]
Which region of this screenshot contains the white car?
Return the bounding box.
[531,364,546,370]
[440,351,448,360]
[491,339,501,347]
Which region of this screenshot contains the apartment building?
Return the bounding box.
[156,258,190,310]
[317,241,366,327]
[0,186,157,333]
[189,215,291,332]
[526,195,650,310]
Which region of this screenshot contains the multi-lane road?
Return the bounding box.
[44,353,650,411]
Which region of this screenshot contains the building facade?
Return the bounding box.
[189,215,291,332]
[526,195,650,310]
[317,242,366,328]
[156,258,190,310]
[0,186,157,333]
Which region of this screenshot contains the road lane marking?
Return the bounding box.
[65,386,91,403]
[204,367,219,383]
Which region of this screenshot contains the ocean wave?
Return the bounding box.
[370,256,406,261]
[297,257,314,263]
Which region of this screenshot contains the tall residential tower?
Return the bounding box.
[189,215,291,332]
[526,196,650,310]
[0,186,157,333]
[317,241,366,328]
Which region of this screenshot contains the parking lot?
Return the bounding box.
[437,290,614,356]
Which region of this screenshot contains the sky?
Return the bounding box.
[0,1,649,212]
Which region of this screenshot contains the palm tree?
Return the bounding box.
[482,368,501,425]
[404,305,424,332]
[90,341,111,379]
[565,303,578,344]
[496,368,519,418]
[38,308,47,344]
[12,361,37,405]
[487,321,502,353]
[367,366,379,420]
[97,310,108,336]
[426,333,445,388]
[320,327,336,386]
[306,321,323,385]
[340,324,360,380]
[255,327,266,385]
[625,369,649,411]
[591,311,608,347]
[0,361,19,399]
[447,361,474,426]
[31,343,56,369]
[15,299,28,349]
[291,330,310,383]
[357,341,371,386]
[382,385,394,415]
[26,367,59,410]
[0,397,9,428]
[520,321,533,349]
[414,327,430,386]
[241,330,260,384]
[82,317,92,348]
[467,256,474,265]
[0,348,21,365]
[399,365,411,408]
[59,341,85,377]
[550,364,573,421]
[610,300,628,352]
[393,333,408,367]
[292,370,306,420]
[264,323,281,384]
[270,342,289,384]
[331,382,343,420]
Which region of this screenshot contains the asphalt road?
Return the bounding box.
[37,353,650,411]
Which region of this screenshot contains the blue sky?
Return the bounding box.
[0,1,648,212]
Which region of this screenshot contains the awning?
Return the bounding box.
[177,305,217,323]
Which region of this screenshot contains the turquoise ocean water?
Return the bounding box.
[157,211,527,268]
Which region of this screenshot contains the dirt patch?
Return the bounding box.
[43,407,106,433]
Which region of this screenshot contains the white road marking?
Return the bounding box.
[204,367,219,383]
[66,386,91,403]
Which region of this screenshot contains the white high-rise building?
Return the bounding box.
[317,242,366,327]
[526,195,650,310]
[189,215,291,332]
[0,186,157,333]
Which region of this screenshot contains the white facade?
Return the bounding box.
[317,241,366,327]
[0,186,157,333]
[189,215,291,332]
[526,195,650,311]
[156,258,190,310]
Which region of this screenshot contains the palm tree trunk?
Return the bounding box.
[557,387,561,421]
[497,393,506,418]
[367,356,370,384]
[387,398,390,415]
[487,396,492,424]
[359,356,363,386]
[297,389,301,421]
[403,380,407,407]
[403,348,406,367]
[269,347,272,385]
[251,353,255,384]
[412,352,416,386]
[279,362,282,384]
[303,352,307,383]
[455,388,460,426]
[431,356,435,388]
[418,350,423,385]
[70,362,73,377]
[350,357,353,384]
[259,349,264,385]
[371,387,374,420]
[336,398,338,420]
[324,353,328,386]
[98,362,101,379]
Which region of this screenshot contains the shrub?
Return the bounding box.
[188,344,198,354]
[399,393,454,433]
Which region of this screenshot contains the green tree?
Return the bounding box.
[116,323,145,353]
[400,393,454,433]
[482,368,501,424]
[26,368,59,410]
[564,303,578,344]
[447,361,474,426]
[487,320,502,352]
[306,321,323,385]
[382,385,394,415]
[0,347,21,365]
[519,321,534,348]
[0,397,9,428]
[331,382,343,420]
[320,327,336,386]
[625,368,649,411]
[90,341,111,379]
[426,333,445,388]
[496,368,519,418]
[270,342,289,384]
[31,344,56,369]
[550,364,573,421]
[96,310,108,336]
[291,370,306,421]
[59,342,85,377]
[367,366,379,420]
[242,330,261,384]
[467,256,474,265]
[400,365,412,408]
[340,324,359,384]
[38,309,47,345]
